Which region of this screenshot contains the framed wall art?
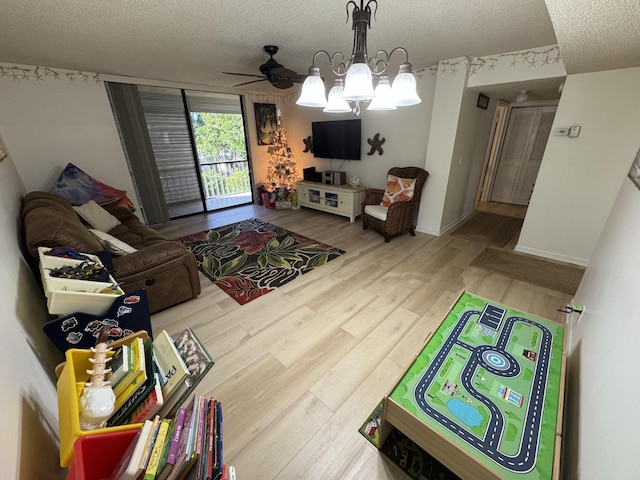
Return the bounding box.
[476,93,489,110]
[254,103,277,145]
[628,147,640,190]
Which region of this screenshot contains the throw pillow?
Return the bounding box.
[89,229,138,256]
[50,162,135,210]
[380,174,416,207]
[73,200,121,232]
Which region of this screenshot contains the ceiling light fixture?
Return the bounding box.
[515,90,529,103]
[296,0,421,116]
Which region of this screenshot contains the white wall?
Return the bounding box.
[516,67,640,265]
[418,58,469,235]
[563,178,640,479]
[0,152,66,479]
[0,64,140,212]
[441,87,496,231]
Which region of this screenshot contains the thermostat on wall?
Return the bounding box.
[569,125,581,138]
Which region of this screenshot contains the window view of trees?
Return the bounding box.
[190,112,250,198]
[191,112,247,162]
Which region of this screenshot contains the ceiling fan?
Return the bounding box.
[223,45,307,89]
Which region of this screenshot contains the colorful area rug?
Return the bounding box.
[175,218,345,305]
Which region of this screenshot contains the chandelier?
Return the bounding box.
[296,0,421,116]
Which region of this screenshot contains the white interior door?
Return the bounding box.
[490,105,557,205]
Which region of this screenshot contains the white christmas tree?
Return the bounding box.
[265,110,300,198]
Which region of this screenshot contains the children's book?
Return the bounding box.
[144,418,171,480]
[155,407,186,480]
[131,372,165,423]
[164,328,215,418]
[113,337,147,408]
[153,330,190,400]
[108,344,130,387]
[116,420,154,480]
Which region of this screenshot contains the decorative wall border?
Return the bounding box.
[415,45,562,77]
[0,64,101,83]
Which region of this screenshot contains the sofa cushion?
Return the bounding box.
[106,206,168,249]
[89,229,138,256]
[364,204,389,221]
[73,200,121,232]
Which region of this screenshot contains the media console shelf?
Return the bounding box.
[297,180,367,223]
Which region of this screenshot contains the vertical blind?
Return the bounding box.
[138,86,203,207]
[105,82,170,225]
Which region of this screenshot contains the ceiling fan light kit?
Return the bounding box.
[296,0,421,115]
[515,90,529,103]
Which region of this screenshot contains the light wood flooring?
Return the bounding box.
[152,204,570,480]
[475,200,527,219]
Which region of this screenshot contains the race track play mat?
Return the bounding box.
[373,291,566,480]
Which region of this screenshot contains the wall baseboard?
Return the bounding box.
[514,244,589,267]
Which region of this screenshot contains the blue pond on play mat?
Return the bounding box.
[448,398,482,427]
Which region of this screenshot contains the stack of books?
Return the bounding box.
[107,393,235,480]
[105,328,215,428]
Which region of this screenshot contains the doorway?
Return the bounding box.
[480,103,557,207]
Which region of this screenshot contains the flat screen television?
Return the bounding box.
[311,119,362,160]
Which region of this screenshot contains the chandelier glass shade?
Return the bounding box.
[324,79,352,113]
[296,67,327,108]
[296,0,421,115]
[367,76,396,111]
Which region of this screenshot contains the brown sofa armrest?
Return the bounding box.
[111,241,193,277]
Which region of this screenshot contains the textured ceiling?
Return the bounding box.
[0,0,638,94]
[545,0,640,74]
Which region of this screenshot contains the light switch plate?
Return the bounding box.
[554,127,569,136]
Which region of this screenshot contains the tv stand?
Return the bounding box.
[297,181,367,223]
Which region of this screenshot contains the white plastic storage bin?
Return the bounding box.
[38,247,123,315]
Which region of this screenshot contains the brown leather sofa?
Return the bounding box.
[22,191,201,314]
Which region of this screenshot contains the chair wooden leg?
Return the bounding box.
[410,229,415,236]
[384,236,391,243]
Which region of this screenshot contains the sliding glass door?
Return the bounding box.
[107,82,253,223]
[186,91,252,214]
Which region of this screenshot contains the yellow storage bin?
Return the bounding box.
[57,332,148,467]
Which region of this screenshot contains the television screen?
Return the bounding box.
[311,119,362,160]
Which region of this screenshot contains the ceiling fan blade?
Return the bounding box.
[232,78,268,87]
[273,79,294,89]
[268,66,307,83]
[222,72,265,78]
[269,66,294,77]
